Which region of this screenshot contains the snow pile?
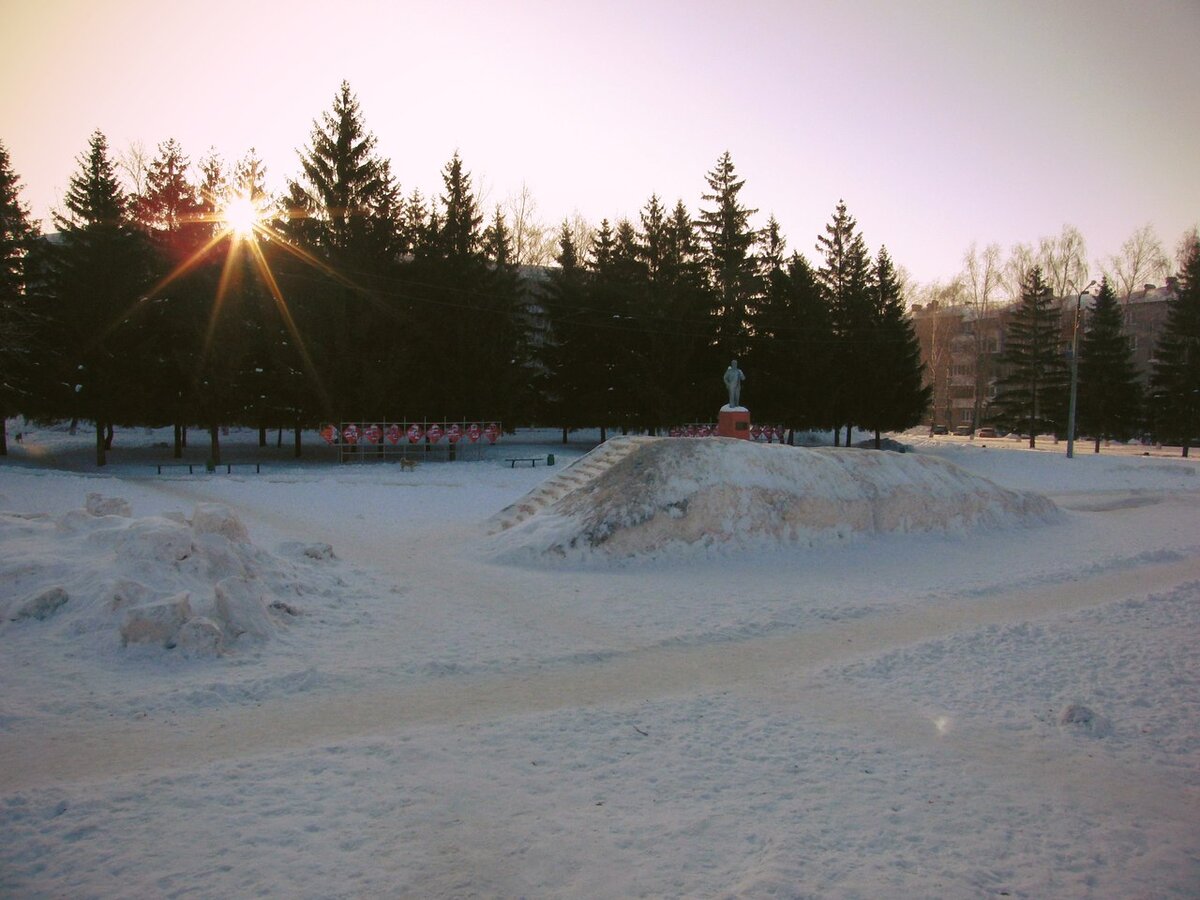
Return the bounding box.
[487,437,1059,563]
[0,493,333,658]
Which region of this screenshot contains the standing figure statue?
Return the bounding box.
[723,359,745,408]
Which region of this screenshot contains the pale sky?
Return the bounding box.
[3,0,1198,284]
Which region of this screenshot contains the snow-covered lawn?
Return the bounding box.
[1,425,1197,897]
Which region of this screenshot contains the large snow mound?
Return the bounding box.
[486,438,1060,564]
[0,494,336,658]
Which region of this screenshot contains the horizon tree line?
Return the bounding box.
[1,82,1196,461]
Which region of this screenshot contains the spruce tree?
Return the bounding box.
[860,247,930,446]
[697,152,759,358]
[542,221,589,439]
[1077,277,1142,452]
[50,130,151,465]
[288,82,400,258]
[815,200,874,444]
[0,141,41,453]
[991,266,1067,448]
[132,138,208,455]
[1149,238,1200,456]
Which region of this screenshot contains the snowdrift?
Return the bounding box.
[0,493,338,658]
[486,437,1060,564]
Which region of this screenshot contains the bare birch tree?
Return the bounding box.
[1004,241,1037,301]
[1105,224,1169,300]
[504,182,554,266]
[963,241,1003,426]
[116,140,151,196]
[1038,224,1089,298]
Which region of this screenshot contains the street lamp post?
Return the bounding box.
[1066,279,1098,459]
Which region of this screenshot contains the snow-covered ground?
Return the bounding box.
[1,423,1198,898]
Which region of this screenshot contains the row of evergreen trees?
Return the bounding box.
[990,254,1200,456]
[1,83,932,464]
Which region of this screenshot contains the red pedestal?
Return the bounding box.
[717,407,751,439]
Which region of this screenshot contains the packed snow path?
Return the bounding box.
[4,551,1198,794]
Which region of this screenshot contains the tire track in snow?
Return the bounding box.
[3,552,1199,798]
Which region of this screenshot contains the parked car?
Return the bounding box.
[976,426,998,438]
[953,425,974,436]
[931,424,949,435]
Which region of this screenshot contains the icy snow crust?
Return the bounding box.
[488,437,1059,563]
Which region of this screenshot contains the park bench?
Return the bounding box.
[155,462,262,475]
[505,457,540,468]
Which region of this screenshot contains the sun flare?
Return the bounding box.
[221,194,261,238]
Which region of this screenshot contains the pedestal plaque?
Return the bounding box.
[717,406,751,439]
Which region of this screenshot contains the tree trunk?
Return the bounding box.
[600,425,608,442]
[561,426,568,444]
[294,424,302,458]
[787,427,795,446]
[846,425,853,447]
[173,423,183,458]
[874,428,882,449]
[0,413,7,456]
[277,427,283,449]
[95,422,106,467]
[104,422,114,450]
[833,428,840,447]
[209,424,221,466]
[1094,436,1101,454]
[258,426,267,448]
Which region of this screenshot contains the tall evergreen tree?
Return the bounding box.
[697,152,759,358]
[436,152,483,261]
[287,82,400,259]
[283,84,403,419]
[860,247,929,446]
[815,200,874,443]
[1149,238,1200,456]
[49,130,151,465]
[1077,276,1142,452]
[991,266,1067,448]
[542,221,590,438]
[0,141,42,453]
[132,138,209,455]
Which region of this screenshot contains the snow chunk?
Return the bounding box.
[176,617,224,658]
[10,586,70,622]
[214,577,273,641]
[85,493,132,518]
[1058,703,1112,738]
[191,504,249,543]
[487,437,1060,564]
[120,593,192,647]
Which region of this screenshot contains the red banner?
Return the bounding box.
[407,424,424,443]
[426,423,444,444]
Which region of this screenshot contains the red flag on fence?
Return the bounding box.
[342,424,360,445]
[320,424,338,444]
[427,423,444,443]
[446,424,462,444]
[407,423,425,443]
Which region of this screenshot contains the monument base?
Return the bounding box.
[717,406,751,439]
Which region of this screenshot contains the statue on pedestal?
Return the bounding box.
[723,360,745,408]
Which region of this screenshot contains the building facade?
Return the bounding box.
[911,280,1178,431]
